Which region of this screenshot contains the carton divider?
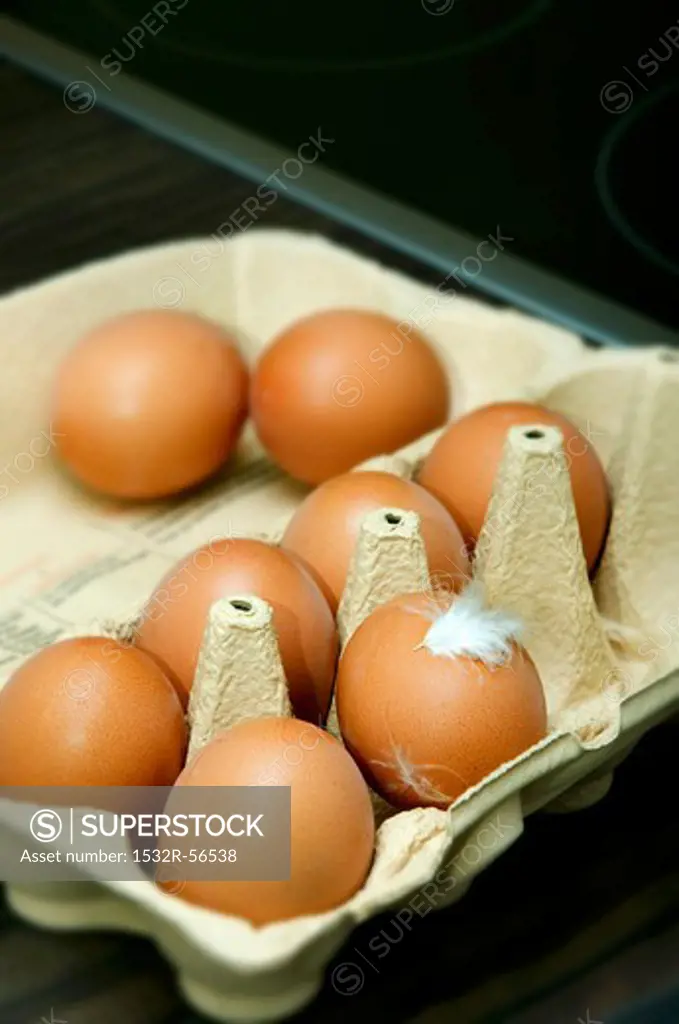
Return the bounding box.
[187,595,291,764]
[596,353,679,631]
[474,422,620,738]
[337,506,430,648]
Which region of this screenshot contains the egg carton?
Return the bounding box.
[1,230,679,1022]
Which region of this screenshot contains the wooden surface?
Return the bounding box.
[2,59,679,1024]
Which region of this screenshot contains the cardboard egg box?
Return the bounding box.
[0,229,678,1023]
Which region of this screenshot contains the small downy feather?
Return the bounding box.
[420,583,523,666]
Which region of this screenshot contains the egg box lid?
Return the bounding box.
[0,230,678,1013]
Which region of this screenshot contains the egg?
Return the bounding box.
[165,717,374,924]
[281,470,470,612]
[51,309,249,500]
[250,309,450,484]
[0,637,187,786]
[418,401,610,571]
[135,538,338,723]
[336,589,547,809]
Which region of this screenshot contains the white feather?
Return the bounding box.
[421,583,523,665]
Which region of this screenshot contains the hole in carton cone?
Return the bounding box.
[229,599,254,613]
[384,512,403,526]
[523,429,545,440]
[658,349,679,363]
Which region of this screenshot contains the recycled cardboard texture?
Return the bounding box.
[595,355,679,632]
[187,596,292,763]
[1,230,679,1023]
[473,424,620,744]
[337,507,430,645]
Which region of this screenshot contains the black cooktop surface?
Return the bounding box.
[9,0,679,330]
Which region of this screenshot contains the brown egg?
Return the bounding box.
[51,309,249,500]
[250,309,450,484]
[336,590,547,809]
[167,717,375,924]
[136,538,338,723]
[0,637,187,787]
[418,401,610,571]
[281,471,470,612]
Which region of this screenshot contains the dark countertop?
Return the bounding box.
[2,59,679,1024]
